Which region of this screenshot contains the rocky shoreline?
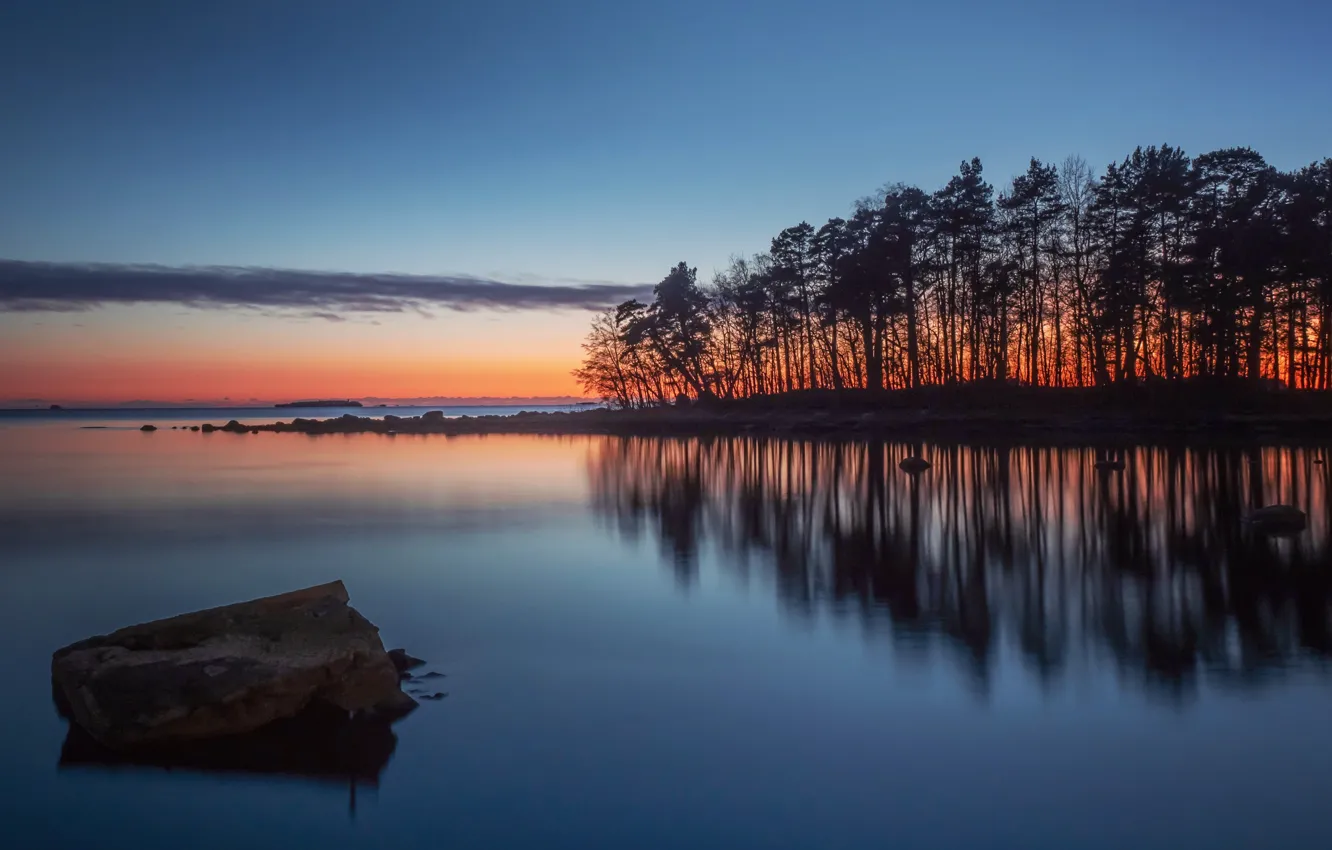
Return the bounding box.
[155,405,1332,444]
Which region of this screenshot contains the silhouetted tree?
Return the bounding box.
[576,143,1332,402]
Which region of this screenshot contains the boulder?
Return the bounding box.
[140,425,157,432]
[51,581,415,750]
[201,423,217,433]
[221,419,247,433]
[1246,504,1307,534]
[898,456,931,474]
[1094,459,1126,472]
[422,410,445,423]
[190,426,201,432]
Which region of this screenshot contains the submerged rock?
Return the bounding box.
[1246,504,1307,534]
[1094,458,1126,472]
[51,581,415,750]
[140,425,157,432]
[898,456,931,474]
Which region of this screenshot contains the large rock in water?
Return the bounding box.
[51,581,415,749]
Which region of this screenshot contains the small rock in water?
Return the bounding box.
[1094,459,1125,472]
[418,671,445,679]
[898,456,931,474]
[388,648,426,673]
[190,425,200,432]
[420,692,448,701]
[140,424,157,432]
[1246,504,1307,534]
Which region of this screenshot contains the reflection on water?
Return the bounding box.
[6,428,1332,848]
[59,703,399,814]
[590,438,1332,696]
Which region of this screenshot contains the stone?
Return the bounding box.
[387,648,425,673]
[1246,504,1307,534]
[420,692,447,701]
[898,456,931,474]
[201,424,217,433]
[51,581,415,750]
[1094,459,1126,471]
[418,671,445,679]
[422,410,445,423]
[190,426,201,432]
[140,425,157,432]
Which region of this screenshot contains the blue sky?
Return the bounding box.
[1,0,1330,402]
[3,0,1329,285]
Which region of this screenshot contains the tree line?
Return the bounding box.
[576,147,1332,405]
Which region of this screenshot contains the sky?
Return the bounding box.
[2,0,1330,403]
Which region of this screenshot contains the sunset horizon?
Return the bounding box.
[5,2,1332,846]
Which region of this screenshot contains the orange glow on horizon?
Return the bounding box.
[2,356,586,403]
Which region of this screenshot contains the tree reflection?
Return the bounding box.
[589,438,1332,697]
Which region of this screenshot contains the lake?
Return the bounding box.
[2,422,1331,849]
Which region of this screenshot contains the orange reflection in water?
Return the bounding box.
[0,427,597,521]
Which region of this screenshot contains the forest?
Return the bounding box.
[576,147,1332,406]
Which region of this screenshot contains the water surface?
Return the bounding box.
[2,426,1330,849]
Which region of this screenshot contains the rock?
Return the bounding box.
[220,420,248,433]
[418,671,445,679]
[190,426,201,432]
[387,649,425,673]
[1246,504,1307,534]
[384,415,402,424]
[898,456,931,473]
[201,424,217,433]
[1094,459,1126,471]
[1315,458,1325,465]
[51,581,415,750]
[422,410,445,423]
[49,404,63,410]
[140,425,157,432]
[420,692,447,701]
[251,430,259,435]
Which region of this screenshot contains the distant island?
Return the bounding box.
[275,400,363,409]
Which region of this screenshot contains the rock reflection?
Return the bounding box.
[58,703,399,814]
[589,438,1332,696]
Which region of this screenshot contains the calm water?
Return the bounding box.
[2,425,1331,849]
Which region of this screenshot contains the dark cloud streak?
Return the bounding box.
[0,260,654,316]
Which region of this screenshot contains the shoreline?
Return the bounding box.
[175,406,1332,445]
